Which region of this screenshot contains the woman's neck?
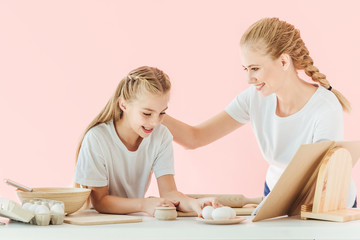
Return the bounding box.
[114,118,142,151]
[275,76,317,117]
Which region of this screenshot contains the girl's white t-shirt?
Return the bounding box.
[225,85,356,207]
[74,121,175,199]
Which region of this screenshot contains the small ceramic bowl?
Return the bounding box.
[154,206,177,220]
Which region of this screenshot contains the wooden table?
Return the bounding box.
[1,215,360,240]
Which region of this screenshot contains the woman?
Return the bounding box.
[163,18,356,208]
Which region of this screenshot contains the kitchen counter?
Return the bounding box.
[1,214,360,240]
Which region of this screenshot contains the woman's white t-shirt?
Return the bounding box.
[74,121,175,198]
[225,85,356,207]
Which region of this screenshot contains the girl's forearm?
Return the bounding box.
[91,195,145,214]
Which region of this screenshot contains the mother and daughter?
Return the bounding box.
[74,17,356,217]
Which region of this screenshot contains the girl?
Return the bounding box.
[74,66,218,216]
[163,18,357,208]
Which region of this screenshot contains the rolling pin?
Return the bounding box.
[186,194,264,207]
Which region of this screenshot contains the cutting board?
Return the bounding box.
[64,210,142,225]
[253,140,360,222]
[312,147,352,213]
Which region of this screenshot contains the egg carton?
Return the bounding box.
[0,198,65,226]
[21,198,66,226]
[0,198,34,223]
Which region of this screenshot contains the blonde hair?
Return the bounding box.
[75,66,171,190]
[240,17,351,112]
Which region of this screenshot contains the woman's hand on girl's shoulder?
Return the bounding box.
[143,196,179,217]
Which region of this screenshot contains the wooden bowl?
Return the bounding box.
[17,188,91,214]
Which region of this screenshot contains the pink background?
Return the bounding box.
[1,0,359,203]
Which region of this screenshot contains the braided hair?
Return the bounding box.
[240,17,351,112]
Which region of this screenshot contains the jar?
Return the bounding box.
[154,206,177,220]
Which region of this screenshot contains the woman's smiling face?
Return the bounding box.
[241,45,287,97]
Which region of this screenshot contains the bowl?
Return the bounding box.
[17,188,91,214]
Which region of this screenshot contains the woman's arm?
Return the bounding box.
[157,175,220,216]
[88,186,177,216]
[163,111,244,149]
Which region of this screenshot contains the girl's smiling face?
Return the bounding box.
[241,45,287,97]
[121,90,170,139]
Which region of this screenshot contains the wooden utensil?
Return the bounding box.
[64,210,142,225]
[4,179,33,192]
[186,194,263,207]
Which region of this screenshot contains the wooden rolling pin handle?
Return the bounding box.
[186,194,264,207]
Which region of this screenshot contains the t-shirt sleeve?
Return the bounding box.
[225,87,252,123]
[74,130,108,187]
[152,127,175,178]
[313,108,344,143]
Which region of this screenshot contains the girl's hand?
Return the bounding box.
[181,197,221,217]
[143,197,180,217]
[196,197,222,217]
[198,197,221,209]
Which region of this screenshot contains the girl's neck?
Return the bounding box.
[275,76,317,117]
[114,118,143,151]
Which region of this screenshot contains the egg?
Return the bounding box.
[35,205,50,215]
[51,204,65,214]
[222,206,236,219]
[22,202,32,210]
[41,202,50,209]
[29,203,38,213]
[201,206,214,219]
[212,207,231,220]
[48,200,55,208]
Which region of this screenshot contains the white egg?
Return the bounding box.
[201,206,214,219]
[41,201,50,209]
[51,204,65,214]
[212,207,231,220]
[35,205,50,214]
[29,203,37,213]
[22,202,32,210]
[222,206,236,219]
[48,200,55,208]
